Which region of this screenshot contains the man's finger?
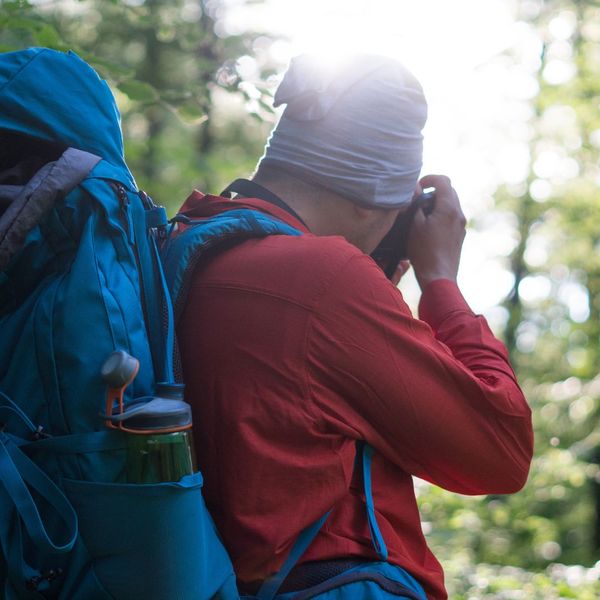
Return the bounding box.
[391,260,411,286]
[418,174,460,214]
[419,174,451,189]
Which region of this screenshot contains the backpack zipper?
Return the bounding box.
[116,184,135,244]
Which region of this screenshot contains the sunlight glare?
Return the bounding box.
[224,0,540,313]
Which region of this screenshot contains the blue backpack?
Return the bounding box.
[0,47,303,600]
[0,48,428,600]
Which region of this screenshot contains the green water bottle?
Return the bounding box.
[123,383,196,484]
[101,352,197,484]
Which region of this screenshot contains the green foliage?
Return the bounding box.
[0,1,66,51]
[443,560,599,599]
[117,79,160,103]
[431,0,600,593]
[0,0,279,211]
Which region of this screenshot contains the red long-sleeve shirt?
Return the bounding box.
[178,192,533,600]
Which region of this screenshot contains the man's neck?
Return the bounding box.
[251,173,340,237]
[252,173,317,209]
[251,171,398,254]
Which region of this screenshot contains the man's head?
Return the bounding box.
[253,54,428,253]
[257,54,427,208]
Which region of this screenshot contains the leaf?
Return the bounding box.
[33,23,62,48]
[248,111,263,123]
[175,102,208,125]
[258,98,275,114]
[161,89,192,102]
[2,15,41,34]
[84,55,135,79]
[117,80,159,103]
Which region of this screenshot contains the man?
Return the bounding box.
[177,54,533,599]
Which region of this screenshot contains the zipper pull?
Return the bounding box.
[139,190,169,239]
[138,190,155,209]
[116,184,135,244]
[116,184,129,206]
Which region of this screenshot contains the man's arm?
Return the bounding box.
[305,177,533,495]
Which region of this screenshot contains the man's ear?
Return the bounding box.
[352,203,401,230]
[351,203,375,221]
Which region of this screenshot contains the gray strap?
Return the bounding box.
[0,147,101,270]
[0,185,23,203]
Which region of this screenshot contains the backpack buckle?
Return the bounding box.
[32,425,52,441]
[25,568,63,591]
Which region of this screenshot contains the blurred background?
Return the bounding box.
[1,0,599,597]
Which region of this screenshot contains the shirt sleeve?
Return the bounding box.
[305,252,533,495]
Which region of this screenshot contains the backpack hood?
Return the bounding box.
[0,47,135,187]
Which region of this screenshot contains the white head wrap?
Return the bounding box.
[258,54,428,208]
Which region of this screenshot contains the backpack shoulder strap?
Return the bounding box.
[161,208,302,321]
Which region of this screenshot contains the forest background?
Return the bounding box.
[1,0,599,597]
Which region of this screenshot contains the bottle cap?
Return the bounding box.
[155,382,185,400]
[101,351,139,387]
[109,397,192,431]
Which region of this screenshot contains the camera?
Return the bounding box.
[371,189,435,280]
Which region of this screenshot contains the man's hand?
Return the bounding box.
[390,260,411,287]
[407,175,466,290]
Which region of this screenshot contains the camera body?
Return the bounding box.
[371,189,435,279]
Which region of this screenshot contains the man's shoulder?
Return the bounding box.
[252,231,384,284]
[199,231,382,308]
[261,231,363,266]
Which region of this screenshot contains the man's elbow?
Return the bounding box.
[461,458,531,496]
[481,431,534,494]
[492,463,531,494]
[459,424,534,495]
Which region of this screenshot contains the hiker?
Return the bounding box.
[176,54,534,599]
